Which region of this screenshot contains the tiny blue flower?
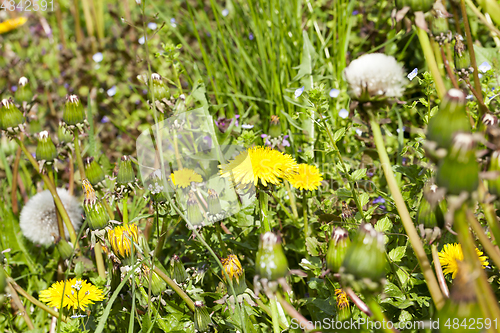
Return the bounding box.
[101,116,110,123]
[11,86,17,92]
[466,94,474,100]
[107,86,117,97]
[355,128,363,136]
[249,32,254,40]
[352,10,359,15]
[339,108,349,119]
[170,18,177,27]
[139,36,146,44]
[148,22,158,30]
[478,61,492,73]
[92,52,103,63]
[294,86,305,98]
[396,126,406,134]
[373,196,385,204]
[329,88,340,98]
[407,68,418,81]
[222,8,229,17]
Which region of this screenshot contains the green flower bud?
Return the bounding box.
[417,185,445,244]
[340,224,388,294]
[454,36,473,76]
[431,10,451,44]
[187,192,204,227]
[326,228,351,273]
[207,189,222,215]
[84,157,105,186]
[15,77,33,102]
[36,131,58,163]
[194,301,213,333]
[57,121,73,144]
[269,115,281,137]
[255,232,288,281]
[151,73,170,100]
[116,155,135,186]
[62,95,86,129]
[169,255,188,283]
[396,0,433,12]
[0,98,25,134]
[146,169,168,204]
[436,133,479,195]
[335,289,351,321]
[487,150,500,196]
[82,179,110,230]
[427,89,470,149]
[56,239,74,259]
[142,266,166,296]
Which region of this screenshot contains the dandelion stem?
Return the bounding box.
[467,210,500,270]
[439,46,459,90]
[481,200,500,250]
[94,243,106,279]
[416,26,446,99]
[464,77,489,116]
[368,111,444,309]
[73,131,86,179]
[302,190,309,237]
[15,138,79,247]
[345,287,372,317]
[271,192,295,222]
[284,181,299,218]
[122,193,129,225]
[68,153,75,195]
[269,297,281,333]
[7,281,34,330]
[150,265,195,312]
[11,146,21,215]
[276,292,314,331]
[102,197,114,219]
[259,190,271,232]
[431,244,450,298]
[366,297,398,333]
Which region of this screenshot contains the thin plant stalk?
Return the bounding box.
[15,138,79,246]
[416,26,446,99]
[302,190,308,237]
[440,46,459,89]
[7,281,34,330]
[465,0,500,40]
[368,111,444,309]
[275,292,314,331]
[431,244,450,298]
[432,40,446,77]
[73,131,86,179]
[11,146,22,214]
[259,190,271,232]
[68,153,75,195]
[467,210,500,269]
[269,297,281,333]
[149,264,195,312]
[481,201,500,248]
[94,243,106,279]
[366,297,398,333]
[345,287,372,316]
[122,193,129,225]
[284,181,299,218]
[72,0,83,42]
[255,298,288,331]
[54,0,66,49]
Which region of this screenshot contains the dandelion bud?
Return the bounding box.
[15,76,33,102]
[150,73,170,100]
[107,224,139,261]
[454,36,473,76]
[62,95,86,129]
[417,185,445,244]
[396,0,433,13]
[207,189,222,215]
[431,10,450,45]
[487,151,500,196]
[482,113,498,127]
[168,255,188,283]
[340,224,388,294]
[147,169,167,204]
[84,157,105,186]
[427,89,470,149]
[0,98,25,134]
[116,155,135,186]
[221,254,243,283]
[56,239,74,260]
[436,133,479,195]
[82,179,110,230]
[269,115,281,137]
[187,192,204,226]
[326,228,351,273]
[142,266,166,296]
[57,121,73,144]
[194,301,213,333]
[36,131,58,164]
[255,232,288,281]
[335,289,351,321]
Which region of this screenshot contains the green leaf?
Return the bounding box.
[306,237,319,256]
[336,188,352,198]
[351,168,366,181]
[332,127,346,143]
[389,246,406,263]
[473,45,500,68]
[359,193,370,208]
[293,31,318,83]
[375,217,393,233]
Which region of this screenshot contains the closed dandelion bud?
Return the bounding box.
[488,151,500,196]
[169,255,188,283]
[454,36,473,76]
[436,133,479,195]
[82,179,110,230]
[147,170,167,204]
[194,301,213,333]
[335,289,351,321]
[84,157,105,186]
[116,155,135,186]
[269,115,281,137]
[221,254,243,283]
[326,228,351,273]
[417,185,445,244]
[57,121,73,144]
[187,192,204,226]
[431,10,450,44]
[427,89,470,149]
[63,95,86,128]
[107,224,139,262]
[0,98,25,134]
[207,189,222,215]
[340,224,387,294]
[36,131,58,163]
[56,239,74,260]
[151,73,170,100]
[143,266,166,296]
[15,76,32,102]
[255,232,288,281]
[396,0,433,12]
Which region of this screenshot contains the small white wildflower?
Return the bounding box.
[92,52,103,63]
[107,86,117,97]
[148,22,158,30]
[20,188,82,245]
[355,128,363,136]
[466,94,474,100]
[294,86,305,98]
[329,88,340,98]
[338,108,349,119]
[407,68,418,81]
[222,8,229,17]
[344,53,407,101]
[139,36,146,44]
[478,61,492,73]
[170,18,177,28]
[241,124,254,129]
[18,77,28,86]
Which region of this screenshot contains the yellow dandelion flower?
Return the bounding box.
[0,17,27,34]
[107,224,139,259]
[335,289,349,310]
[439,243,488,279]
[288,164,323,191]
[82,178,97,205]
[221,254,243,282]
[219,146,298,187]
[39,278,104,311]
[171,168,203,188]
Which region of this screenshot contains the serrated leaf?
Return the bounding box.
[306,237,319,256]
[351,168,366,181]
[332,127,346,143]
[375,217,393,233]
[336,188,352,198]
[359,192,370,208]
[389,246,406,262]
